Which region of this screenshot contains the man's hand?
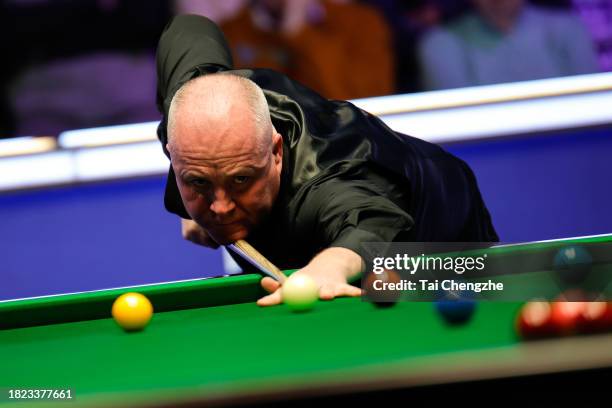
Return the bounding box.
[181,219,220,249]
[257,247,363,306]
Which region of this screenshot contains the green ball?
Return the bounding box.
[553,245,592,285]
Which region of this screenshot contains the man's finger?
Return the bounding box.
[260,277,281,293]
[257,289,282,306]
[337,284,363,297]
[199,230,220,248]
[319,284,336,300]
[205,238,220,249]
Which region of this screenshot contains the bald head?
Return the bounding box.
[164,73,284,245]
[167,73,273,151]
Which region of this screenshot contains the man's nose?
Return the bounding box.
[209,188,236,215]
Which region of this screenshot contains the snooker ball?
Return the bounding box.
[516,301,554,339]
[579,301,612,334]
[553,245,592,285]
[434,288,476,325]
[363,269,401,307]
[281,274,319,312]
[549,300,587,336]
[111,292,154,331]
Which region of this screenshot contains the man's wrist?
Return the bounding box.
[307,247,364,281]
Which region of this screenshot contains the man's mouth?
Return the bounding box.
[215,221,240,226]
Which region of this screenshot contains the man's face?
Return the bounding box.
[167,110,283,245]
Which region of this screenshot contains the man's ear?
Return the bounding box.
[272,131,283,165]
[166,142,175,159]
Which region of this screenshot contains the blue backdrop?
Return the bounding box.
[1,125,611,300]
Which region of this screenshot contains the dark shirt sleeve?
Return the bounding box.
[156,14,234,151]
[294,174,414,263]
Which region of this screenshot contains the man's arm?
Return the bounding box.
[156,14,233,121]
[258,172,414,306]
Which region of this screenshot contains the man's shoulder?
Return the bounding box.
[232,68,351,136]
[240,68,330,104]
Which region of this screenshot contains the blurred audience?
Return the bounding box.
[11,53,159,137]
[218,0,395,100]
[418,0,600,90]
[362,0,474,93]
[175,0,246,23]
[2,0,171,139]
[1,0,608,140]
[572,0,612,71]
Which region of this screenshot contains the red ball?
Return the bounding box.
[516,301,555,339]
[578,302,612,334]
[549,301,587,336]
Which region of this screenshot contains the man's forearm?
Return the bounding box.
[305,247,364,282]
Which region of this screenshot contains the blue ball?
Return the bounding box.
[435,287,476,325]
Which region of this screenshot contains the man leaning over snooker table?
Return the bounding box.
[156,15,499,307]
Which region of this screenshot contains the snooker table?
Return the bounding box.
[1,234,612,406]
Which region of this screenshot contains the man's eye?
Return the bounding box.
[190,178,209,187]
[233,176,250,185]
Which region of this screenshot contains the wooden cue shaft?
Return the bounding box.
[235,239,287,284]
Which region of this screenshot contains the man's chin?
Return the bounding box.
[210,229,249,245]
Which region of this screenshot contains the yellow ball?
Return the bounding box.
[281,274,319,312]
[111,292,153,331]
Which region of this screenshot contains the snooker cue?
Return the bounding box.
[233,239,287,284]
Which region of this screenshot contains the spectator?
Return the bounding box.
[418,0,600,90]
[219,0,395,100]
[5,0,171,137]
[174,0,246,23]
[572,0,612,71]
[363,0,444,93]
